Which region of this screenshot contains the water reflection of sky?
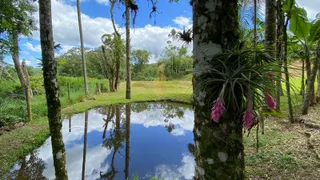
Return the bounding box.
[10,103,195,180]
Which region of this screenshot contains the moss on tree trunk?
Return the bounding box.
[192,0,244,179]
[125,3,131,99]
[39,0,68,179]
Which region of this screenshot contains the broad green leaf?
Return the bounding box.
[309,13,320,42]
[289,7,310,38]
[283,0,295,12]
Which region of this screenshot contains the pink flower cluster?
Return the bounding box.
[210,86,276,128]
[211,97,225,122]
[264,91,276,110]
[242,101,254,128]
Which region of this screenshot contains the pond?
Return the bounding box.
[8,103,195,180]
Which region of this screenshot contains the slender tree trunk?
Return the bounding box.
[283,17,294,122]
[316,58,320,101]
[81,111,88,180]
[192,1,244,179]
[38,0,68,179]
[302,40,320,114]
[253,0,257,49]
[301,60,305,96]
[22,60,32,121]
[306,54,311,84]
[10,32,26,89]
[110,0,121,92]
[276,0,284,111]
[125,104,131,179]
[125,3,131,99]
[77,0,89,95]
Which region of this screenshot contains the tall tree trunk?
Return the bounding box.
[276,0,284,111]
[283,15,294,122]
[302,40,320,114]
[301,59,305,96]
[253,0,257,49]
[81,111,88,180]
[22,60,32,121]
[305,53,311,84]
[125,3,131,99]
[10,32,26,89]
[77,0,89,95]
[316,58,320,101]
[38,0,68,179]
[110,0,121,92]
[192,1,244,179]
[265,0,277,58]
[125,104,131,179]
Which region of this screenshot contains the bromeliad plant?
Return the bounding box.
[197,46,278,129]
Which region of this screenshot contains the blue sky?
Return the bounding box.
[4,0,193,67]
[4,0,318,67]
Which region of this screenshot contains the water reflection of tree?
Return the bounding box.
[100,105,126,179]
[124,104,131,179]
[81,111,88,180]
[7,151,46,180]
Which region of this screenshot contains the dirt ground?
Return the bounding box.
[246,104,320,180]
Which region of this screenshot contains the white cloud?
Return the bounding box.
[173,16,192,28]
[29,0,190,64]
[24,42,41,53]
[95,0,109,6]
[296,0,320,20]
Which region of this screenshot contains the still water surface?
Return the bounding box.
[9,103,195,180]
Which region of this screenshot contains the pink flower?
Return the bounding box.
[265,71,275,78]
[211,97,225,122]
[243,103,254,128]
[264,91,276,110]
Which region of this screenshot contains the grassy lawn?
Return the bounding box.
[0,79,319,179]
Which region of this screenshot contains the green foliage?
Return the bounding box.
[131,49,150,75]
[0,0,37,55]
[197,48,276,112]
[290,7,310,38]
[309,13,320,42]
[0,76,106,126]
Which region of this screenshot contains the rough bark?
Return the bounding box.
[10,32,27,89]
[125,3,131,99]
[316,59,320,101]
[192,0,244,179]
[265,0,277,58]
[38,0,68,179]
[301,59,305,96]
[22,60,32,121]
[301,40,320,114]
[77,0,89,95]
[283,17,294,122]
[110,0,121,92]
[81,111,88,180]
[276,0,284,111]
[125,104,131,179]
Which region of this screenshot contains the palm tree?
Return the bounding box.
[38,0,68,179]
[77,0,89,95]
[125,1,131,99]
